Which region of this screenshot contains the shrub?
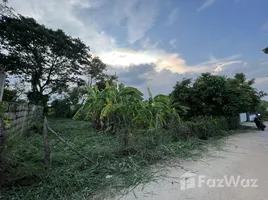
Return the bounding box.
[49,99,82,118]
[0,102,6,117]
[167,119,192,140]
[167,116,240,140]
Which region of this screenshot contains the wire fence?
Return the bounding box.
[42,116,92,169]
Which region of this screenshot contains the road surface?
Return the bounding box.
[108,122,268,200]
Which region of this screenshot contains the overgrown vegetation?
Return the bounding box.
[0,5,267,200]
[0,102,5,117]
[172,73,265,118]
[0,117,242,200]
[0,15,117,113]
[49,87,88,118]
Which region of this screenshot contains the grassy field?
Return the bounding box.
[0,118,252,200]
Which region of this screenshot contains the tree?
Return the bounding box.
[2,80,26,102]
[3,88,19,102]
[50,86,88,118]
[0,0,16,18]
[171,73,265,118]
[83,56,118,90]
[263,47,268,54]
[95,73,118,91]
[0,15,91,110]
[86,57,107,86]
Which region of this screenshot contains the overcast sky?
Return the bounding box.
[8,0,268,98]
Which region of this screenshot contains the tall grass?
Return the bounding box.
[0,117,241,199]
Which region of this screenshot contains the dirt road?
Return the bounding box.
[109,123,268,200]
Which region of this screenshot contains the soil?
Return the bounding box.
[108,122,268,200]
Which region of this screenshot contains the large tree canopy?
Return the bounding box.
[171,73,265,118]
[0,15,107,109]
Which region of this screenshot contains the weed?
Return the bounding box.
[0,118,245,199]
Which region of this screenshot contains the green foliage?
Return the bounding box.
[0,118,207,200]
[2,85,26,103]
[0,102,9,129]
[263,47,268,54]
[85,57,118,89]
[255,100,268,120]
[168,116,240,141]
[172,73,265,118]
[74,83,183,132]
[50,99,72,118]
[0,15,96,108]
[2,88,18,102]
[0,102,6,117]
[50,87,87,118]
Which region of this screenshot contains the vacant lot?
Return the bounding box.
[0,119,255,200]
[109,123,268,200]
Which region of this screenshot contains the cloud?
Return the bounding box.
[9,0,159,50]
[107,63,198,98]
[124,0,159,44]
[8,0,117,54]
[214,61,245,72]
[255,77,268,85]
[167,8,178,26]
[107,56,268,100]
[108,64,155,86]
[197,0,216,11]
[169,39,177,49]
[139,37,161,49]
[100,48,242,75]
[7,0,268,99]
[10,0,234,76]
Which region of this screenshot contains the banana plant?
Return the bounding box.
[74,83,186,133]
[136,88,183,130]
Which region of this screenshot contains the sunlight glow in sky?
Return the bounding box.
[7,0,268,96]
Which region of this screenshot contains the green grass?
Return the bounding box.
[0,118,248,200]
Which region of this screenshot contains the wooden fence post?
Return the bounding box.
[0,72,6,102]
[43,117,51,168]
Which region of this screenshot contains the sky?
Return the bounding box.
[7,0,268,98]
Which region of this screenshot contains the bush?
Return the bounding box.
[0,102,6,117]
[49,99,81,118]
[167,116,240,141]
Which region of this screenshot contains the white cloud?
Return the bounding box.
[214,61,245,72]
[99,49,242,75]
[167,8,178,26]
[255,77,268,85]
[8,0,116,54]
[8,0,268,99]
[169,39,177,49]
[8,0,159,51]
[197,0,216,11]
[125,0,158,44]
[139,37,161,50]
